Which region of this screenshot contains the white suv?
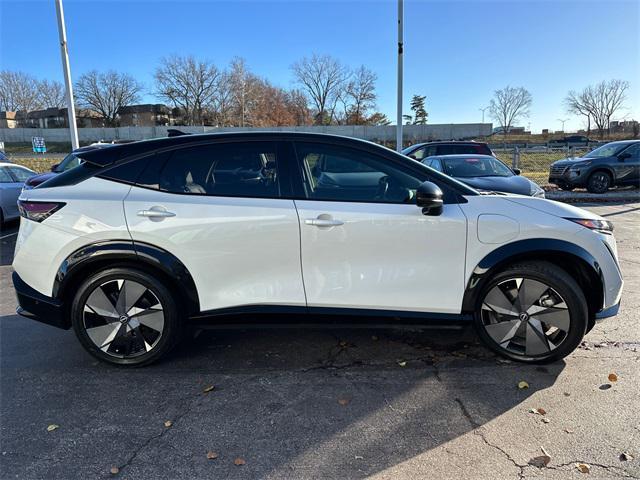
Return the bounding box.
[13,133,623,366]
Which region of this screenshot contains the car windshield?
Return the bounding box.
[441,156,513,178]
[585,143,628,158]
[56,153,83,172]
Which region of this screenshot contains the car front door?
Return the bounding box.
[617,143,640,184]
[292,141,468,314]
[123,141,306,313]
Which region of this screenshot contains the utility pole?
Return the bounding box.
[55,0,79,149]
[479,106,489,123]
[396,0,403,152]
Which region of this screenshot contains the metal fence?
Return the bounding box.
[492,146,592,186]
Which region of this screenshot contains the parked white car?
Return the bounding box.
[0,162,36,225]
[13,133,623,366]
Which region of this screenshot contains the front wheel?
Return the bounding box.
[587,171,611,194]
[474,261,587,363]
[71,268,183,366]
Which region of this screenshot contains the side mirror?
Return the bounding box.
[617,152,631,161]
[50,163,59,172]
[416,181,443,216]
[513,168,521,175]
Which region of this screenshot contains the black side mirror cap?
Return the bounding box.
[513,168,521,175]
[416,181,443,216]
[50,163,59,172]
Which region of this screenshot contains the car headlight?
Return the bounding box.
[567,218,614,233]
[530,184,545,198]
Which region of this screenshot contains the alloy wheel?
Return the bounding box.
[589,172,610,193]
[480,277,571,357]
[82,279,165,358]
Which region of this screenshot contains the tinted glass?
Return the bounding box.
[425,158,443,172]
[622,143,640,158]
[437,144,492,155]
[99,155,153,184]
[7,166,34,181]
[57,153,82,172]
[586,143,628,158]
[296,142,421,203]
[441,156,513,178]
[0,167,13,183]
[139,142,280,198]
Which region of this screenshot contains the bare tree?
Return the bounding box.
[344,66,377,125]
[37,79,66,109]
[565,89,592,135]
[291,54,348,125]
[488,86,532,136]
[75,70,142,126]
[0,70,41,113]
[154,55,221,125]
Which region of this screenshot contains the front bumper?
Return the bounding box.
[595,301,620,320]
[12,272,69,329]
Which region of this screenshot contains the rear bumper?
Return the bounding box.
[12,272,69,329]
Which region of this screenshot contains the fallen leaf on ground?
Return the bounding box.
[234,458,246,466]
[528,447,551,468]
[518,381,529,389]
[203,385,215,393]
[397,361,407,367]
[371,335,379,341]
[563,392,571,397]
[564,428,574,434]
[599,384,612,390]
[542,418,551,424]
[164,420,173,428]
[528,408,546,415]
[339,341,348,347]
[608,373,618,382]
[109,466,119,475]
[575,463,591,473]
[338,398,350,406]
[355,455,363,460]
[206,451,219,460]
[46,424,59,432]
[620,452,633,461]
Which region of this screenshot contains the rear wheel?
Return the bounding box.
[71,268,183,366]
[586,171,611,194]
[475,261,587,363]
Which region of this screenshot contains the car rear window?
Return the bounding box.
[437,144,492,156]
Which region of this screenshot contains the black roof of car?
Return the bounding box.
[75,132,394,167]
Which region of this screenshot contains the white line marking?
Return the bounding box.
[0,232,18,240]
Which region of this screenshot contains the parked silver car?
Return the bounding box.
[0,162,36,225]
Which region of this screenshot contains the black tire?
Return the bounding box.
[474,261,587,363]
[586,171,612,194]
[559,185,575,191]
[71,267,183,366]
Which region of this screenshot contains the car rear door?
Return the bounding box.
[0,167,23,219]
[123,140,306,313]
[291,141,468,314]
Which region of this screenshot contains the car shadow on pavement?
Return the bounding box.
[0,313,565,479]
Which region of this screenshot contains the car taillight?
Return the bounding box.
[17,201,65,222]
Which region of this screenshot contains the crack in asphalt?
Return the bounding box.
[112,391,208,478]
[454,398,527,479]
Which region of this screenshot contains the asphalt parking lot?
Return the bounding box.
[0,203,638,480]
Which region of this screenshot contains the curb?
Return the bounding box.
[545,191,640,204]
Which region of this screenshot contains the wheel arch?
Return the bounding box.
[54,240,200,318]
[587,165,616,182]
[462,239,604,328]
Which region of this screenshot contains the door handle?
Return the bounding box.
[137,208,176,218]
[305,218,344,227]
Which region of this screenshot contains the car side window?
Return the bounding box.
[622,144,639,158]
[426,158,443,172]
[7,166,33,182]
[296,142,421,204]
[137,142,280,198]
[0,167,13,183]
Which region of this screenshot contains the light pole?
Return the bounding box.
[557,118,569,132]
[396,0,403,152]
[54,0,79,149]
[479,106,489,123]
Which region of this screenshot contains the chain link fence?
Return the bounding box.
[491,146,592,187]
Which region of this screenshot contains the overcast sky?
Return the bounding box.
[1,0,638,132]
